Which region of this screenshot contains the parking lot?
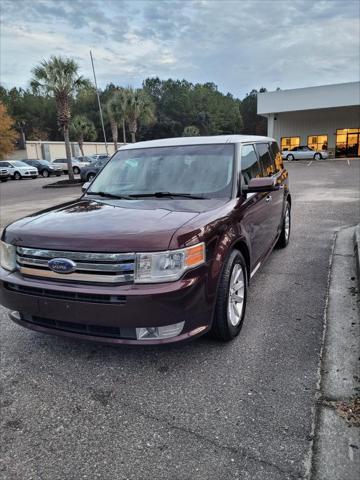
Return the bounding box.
[0,159,359,479]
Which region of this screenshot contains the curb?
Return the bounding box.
[354,225,360,288]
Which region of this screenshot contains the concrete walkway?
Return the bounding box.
[311,225,360,479]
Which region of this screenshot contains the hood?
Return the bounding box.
[4,198,202,252]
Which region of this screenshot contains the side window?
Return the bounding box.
[269,141,284,173]
[240,144,262,185]
[256,143,275,176]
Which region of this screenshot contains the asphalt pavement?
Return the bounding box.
[0,176,81,229]
[0,159,359,480]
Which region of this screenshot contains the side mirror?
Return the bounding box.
[82,181,90,193]
[242,177,280,193]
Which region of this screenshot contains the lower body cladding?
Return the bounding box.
[0,265,213,345]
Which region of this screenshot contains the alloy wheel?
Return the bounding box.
[227,263,245,326]
[284,206,290,242]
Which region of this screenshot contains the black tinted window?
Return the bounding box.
[241,144,262,185]
[256,143,275,176]
[269,141,283,172]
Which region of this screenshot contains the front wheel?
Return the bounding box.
[13,172,21,180]
[211,250,247,341]
[276,201,291,248]
[314,152,322,160]
[286,154,294,161]
[73,167,80,175]
[42,169,49,178]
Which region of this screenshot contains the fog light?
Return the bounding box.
[136,321,184,340]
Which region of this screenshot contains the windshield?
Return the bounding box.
[11,161,28,167]
[88,144,234,199]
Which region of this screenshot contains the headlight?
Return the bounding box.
[135,243,205,283]
[0,241,16,272]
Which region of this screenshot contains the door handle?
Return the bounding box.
[266,195,272,203]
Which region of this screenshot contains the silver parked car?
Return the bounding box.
[281,146,329,161]
[51,158,91,174]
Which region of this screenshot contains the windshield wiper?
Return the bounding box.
[130,192,208,199]
[86,191,134,200]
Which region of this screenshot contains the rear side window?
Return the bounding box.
[240,144,262,185]
[269,141,284,173]
[256,143,275,176]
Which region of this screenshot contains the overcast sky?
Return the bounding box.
[1,0,359,98]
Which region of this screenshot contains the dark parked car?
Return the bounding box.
[0,136,291,345]
[22,159,63,177]
[80,157,109,182]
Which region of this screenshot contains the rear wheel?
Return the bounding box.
[286,154,294,161]
[42,169,49,178]
[73,167,80,175]
[211,250,247,341]
[14,171,21,180]
[276,201,291,248]
[314,152,322,160]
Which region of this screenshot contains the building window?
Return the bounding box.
[281,137,300,151]
[308,135,328,151]
[336,128,360,157]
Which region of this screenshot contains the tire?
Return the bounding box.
[314,153,322,160]
[13,171,21,180]
[286,154,294,161]
[73,167,80,175]
[87,173,95,182]
[42,169,50,178]
[211,250,248,341]
[0,178,8,182]
[276,201,291,249]
[31,176,37,179]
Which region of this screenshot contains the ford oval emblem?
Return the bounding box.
[48,258,77,274]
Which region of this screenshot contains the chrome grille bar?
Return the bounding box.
[17,247,134,263]
[16,247,135,285]
[16,256,133,273]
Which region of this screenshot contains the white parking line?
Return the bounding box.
[347,159,350,166]
[307,161,313,167]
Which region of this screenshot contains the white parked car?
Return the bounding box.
[51,157,91,174]
[281,146,329,161]
[0,166,10,182]
[0,161,38,180]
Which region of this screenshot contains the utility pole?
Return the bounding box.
[90,50,109,155]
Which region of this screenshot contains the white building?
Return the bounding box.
[257,82,360,157]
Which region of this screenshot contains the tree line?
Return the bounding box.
[0,55,267,177]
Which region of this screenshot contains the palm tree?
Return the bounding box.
[70,115,97,156]
[124,88,156,143]
[106,88,128,149]
[31,56,90,180]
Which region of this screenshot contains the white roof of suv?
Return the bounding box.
[119,135,275,151]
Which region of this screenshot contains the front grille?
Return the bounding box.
[21,313,137,339]
[16,247,135,285]
[5,282,127,304]
[0,169,8,175]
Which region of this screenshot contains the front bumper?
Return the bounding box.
[0,265,214,345]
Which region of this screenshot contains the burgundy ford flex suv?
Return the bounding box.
[0,136,291,345]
